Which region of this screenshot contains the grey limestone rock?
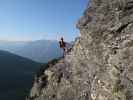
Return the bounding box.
[27,0,133,100]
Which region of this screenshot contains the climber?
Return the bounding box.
[59,37,66,57]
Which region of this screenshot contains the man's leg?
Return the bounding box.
[63,48,66,57]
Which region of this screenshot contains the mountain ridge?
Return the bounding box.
[0,39,62,63]
[0,50,41,100]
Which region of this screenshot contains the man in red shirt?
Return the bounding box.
[59,37,66,57]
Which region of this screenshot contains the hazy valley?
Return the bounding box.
[0,40,62,63]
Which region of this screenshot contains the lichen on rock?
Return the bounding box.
[27,0,133,100]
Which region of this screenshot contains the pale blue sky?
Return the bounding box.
[0,0,89,42]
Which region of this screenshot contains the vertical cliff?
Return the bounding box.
[27,0,133,100]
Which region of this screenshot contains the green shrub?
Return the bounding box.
[36,57,61,78]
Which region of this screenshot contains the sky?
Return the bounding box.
[0,0,89,42]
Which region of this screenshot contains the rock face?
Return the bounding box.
[27,0,133,100]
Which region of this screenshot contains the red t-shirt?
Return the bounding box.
[59,41,66,48]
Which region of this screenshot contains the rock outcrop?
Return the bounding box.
[27,0,133,100]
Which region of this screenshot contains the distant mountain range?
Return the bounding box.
[0,40,63,63]
[0,50,41,100]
